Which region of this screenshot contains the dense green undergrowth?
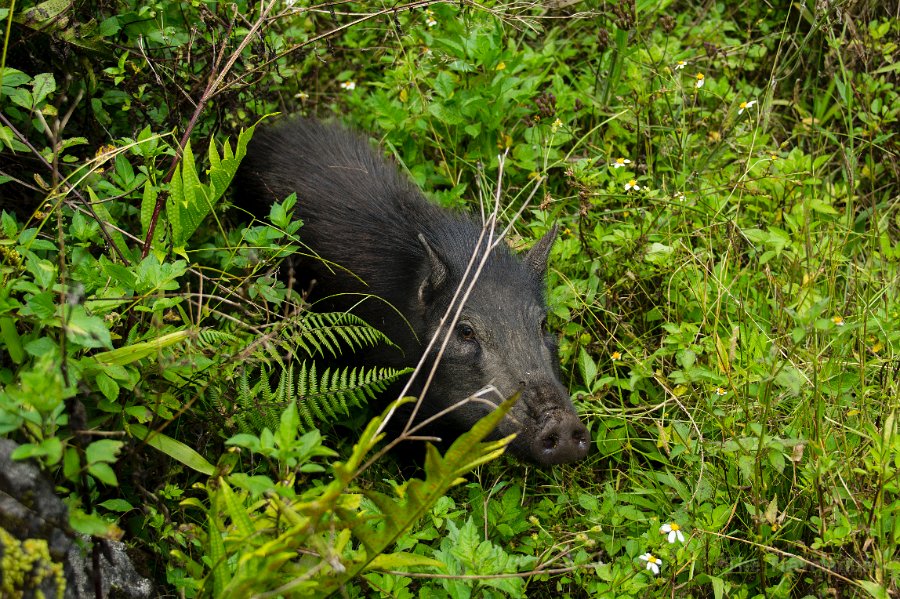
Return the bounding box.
[1,1,898,597]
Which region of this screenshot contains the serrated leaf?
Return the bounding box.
[99,498,134,512]
[85,440,123,466]
[88,462,119,486]
[31,73,56,107]
[428,103,464,125]
[11,437,62,464]
[579,348,597,386]
[140,181,158,238]
[95,371,119,400]
[168,124,257,247]
[7,87,32,109]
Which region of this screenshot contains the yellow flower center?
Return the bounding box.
[696,73,704,80]
[740,101,748,109]
[670,523,680,531]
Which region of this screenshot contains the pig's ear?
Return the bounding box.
[417,233,448,304]
[524,223,558,278]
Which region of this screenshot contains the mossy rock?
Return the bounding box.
[0,525,66,599]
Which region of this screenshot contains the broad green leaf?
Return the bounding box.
[85,439,124,465]
[98,16,120,37]
[65,305,113,349]
[579,347,597,386]
[710,575,725,599]
[365,552,444,571]
[14,1,107,52]
[0,317,24,364]
[26,255,56,289]
[130,423,215,475]
[20,0,70,25]
[645,242,674,265]
[207,514,230,596]
[0,67,31,88]
[857,581,889,599]
[11,437,62,465]
[69,509,117,537]
[99,499,134,512]
[219,478,255,538]
[88,462,119,486]
[91,330,191,366]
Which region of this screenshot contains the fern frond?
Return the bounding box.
[223,309,409,434]
[232,361,412,433]
[281,312,398,360]
[197,329,240,348]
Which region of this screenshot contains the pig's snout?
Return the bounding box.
[533,412,589,465]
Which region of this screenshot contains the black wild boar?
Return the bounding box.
[235,118,588,465]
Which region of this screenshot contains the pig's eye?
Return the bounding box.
[540,317,549,334]
[457,323,477,342]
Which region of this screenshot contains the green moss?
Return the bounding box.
[0,526,66,599]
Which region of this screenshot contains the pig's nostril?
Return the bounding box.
[534,415,589,464]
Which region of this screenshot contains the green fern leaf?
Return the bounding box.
[167,124,257,251]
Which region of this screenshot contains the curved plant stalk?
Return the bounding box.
[194,395,515,597]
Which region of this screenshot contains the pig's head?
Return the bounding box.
[412,225,589,466]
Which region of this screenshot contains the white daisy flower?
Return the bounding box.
[738,99,757,114]
[660,522,686,544]
[639,553,662,575]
